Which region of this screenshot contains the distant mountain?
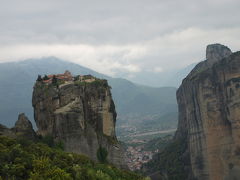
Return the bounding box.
[0,57,177,131]
[118,63,198,88]
[122,70,174,88]
[0,57,106,127]
[109,78,177,124]
[165,63,197,87]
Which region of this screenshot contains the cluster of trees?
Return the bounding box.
[0,136,149,180]
[37,75,50,81]
[97,146,108,163]
[142,135,173,152]
[36,75,63,87]
[73,78,108,89]
[143,138,188,180]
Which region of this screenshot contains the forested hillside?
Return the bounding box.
[0,136,148,180]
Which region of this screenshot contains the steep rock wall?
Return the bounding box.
[32,77,126,168]
[176,44,240,180]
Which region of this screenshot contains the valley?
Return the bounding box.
[0,58,178,176]
[117,120,176,172]
[1,43,240,179]
[124,134,174,171]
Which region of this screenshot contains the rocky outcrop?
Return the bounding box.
[206,44,232,66]
[0,113,36,140]
[12,113,37,140]
[32,75,126,168]
[176,44,240,180]
[0,124,14,137]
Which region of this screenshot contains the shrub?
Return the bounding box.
[29,156,72,180]
[97,146,108,163]
[40,135,54,147]
[144,137,188,179]
[54,140,64,150]
[37,75,42,82]
[52,75,58,84]
[43,75,50,80]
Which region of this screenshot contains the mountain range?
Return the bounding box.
[0,57,178,131]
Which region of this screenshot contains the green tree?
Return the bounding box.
[54,140,64,150]
[37,75,42,82]
[41,135,54,147]
[29,156,72,180]
[52,75,58,85]
[97,146,108,163]
[43,75,50,81]
[0,136,145,180]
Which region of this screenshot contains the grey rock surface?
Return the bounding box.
[206,43,232,66]
[176,44,240,180]
[32,76,126,168]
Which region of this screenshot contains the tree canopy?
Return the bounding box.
[0,136,149,180]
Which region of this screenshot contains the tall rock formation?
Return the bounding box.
[32,74,126,168]
[176,44,240,180]
[0,113,36,140]
[12,113,37,140]
[206,44,232,66]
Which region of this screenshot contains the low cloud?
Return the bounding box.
[0,43,144,76]
[0,26,239,77]
[0,0,240,81]
[153,67,163,73]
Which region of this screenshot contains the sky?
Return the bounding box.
[0,0,240,85]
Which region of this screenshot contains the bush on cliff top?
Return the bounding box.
[0,136,147,180]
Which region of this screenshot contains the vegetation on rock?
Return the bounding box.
[97,146,108,163]
[43,75,50,80]
[142,135,173,152]
[37,75,42,82]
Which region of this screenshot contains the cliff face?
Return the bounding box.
[32,75,126,168]
[176,44,240,180]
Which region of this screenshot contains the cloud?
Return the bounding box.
[0,43,144,76]
[1,0,240,44]
[0,0,240,83]
[0,26,239,77]
[153,67,163,73]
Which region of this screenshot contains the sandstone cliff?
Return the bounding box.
[0,113,36,140]
[32,74,126,168]
[176,44,240,180]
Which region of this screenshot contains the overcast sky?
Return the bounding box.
[0,0,240,80]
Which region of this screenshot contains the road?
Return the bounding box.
[130,129,176,137]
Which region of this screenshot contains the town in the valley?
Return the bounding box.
[125,145,159,171]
